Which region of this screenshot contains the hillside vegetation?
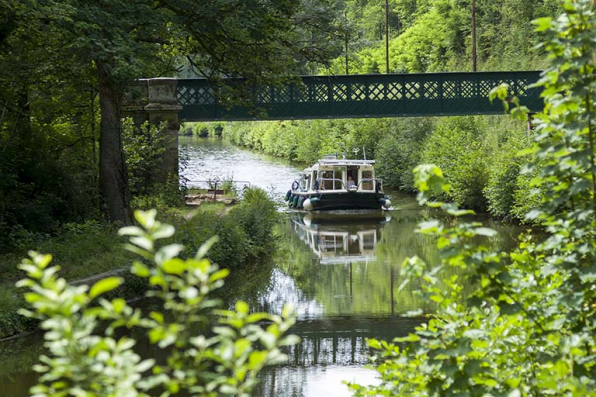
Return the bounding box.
[216,0,561,219]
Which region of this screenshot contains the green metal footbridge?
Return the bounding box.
[176,71,542,121]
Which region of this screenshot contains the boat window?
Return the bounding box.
[312,171,318,190]
[322,170,334,190]
[359,231,377,251]
[361,170,374,191]
[348,235,360,254]
[321,234,347,255]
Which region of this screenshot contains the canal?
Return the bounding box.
[0,136,525,396]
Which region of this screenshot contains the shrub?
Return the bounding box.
[375,118,435,191]
[174,187,278,270]
[483,128,532,219]
[18,210,298,397]
[421,117,489,211]
[195,125,209,137]
[229,187,279,260]
[180,124,194,136]
[510,166,543,221]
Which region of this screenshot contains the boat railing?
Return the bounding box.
[309,177,384,192]
[354,178,384,192]
[357,178,376,191]
[185,179,252,199]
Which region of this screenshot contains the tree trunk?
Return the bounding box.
[96,61,132,223]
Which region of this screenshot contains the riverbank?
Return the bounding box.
[0,188,278,340]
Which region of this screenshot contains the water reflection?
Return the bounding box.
[290,212,390,264]
[270,208,442,320]
[253,314,423,397]
[257,268,325,321]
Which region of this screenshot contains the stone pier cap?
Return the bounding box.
[123,77,182,112]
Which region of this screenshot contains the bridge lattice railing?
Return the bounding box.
[177,71,542,121]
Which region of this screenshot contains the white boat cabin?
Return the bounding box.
[296,156,379,193]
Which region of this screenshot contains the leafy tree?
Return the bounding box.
[0,0,343,226]
[349,0,596,395]
[18,210,298,396]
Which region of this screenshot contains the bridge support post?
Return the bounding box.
[123,78,182,184]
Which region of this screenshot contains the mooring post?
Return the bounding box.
[123,78,182,183]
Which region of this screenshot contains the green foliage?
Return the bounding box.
[188,122,225,138]
[18,209,298,397]
[196,125,209,138]
[1,0,344,228]
[224,118,392,164]
[174,187,279,271]
[0,189,277,339]
[0,221,136,339]
[131,174,188,213]
[208,215,250,269]
[349,1,596,395]
[483,128,535,220]
[375,118,435,191]
[225,113,543,220]
[224,114,535,219]
[0,221,130,284]
[229,188,280,260]
[421,117,490,211]
[222,0,562,220]
[122,119,172,196]
[0,97,100,250]
[334,0,560,75]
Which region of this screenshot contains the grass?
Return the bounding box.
[0,191,277,339]
[0,221,136,339]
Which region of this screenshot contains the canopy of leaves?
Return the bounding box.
[333,0,561,74]
[0,0,344,240]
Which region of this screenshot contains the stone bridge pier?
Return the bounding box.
[122,78,182,183]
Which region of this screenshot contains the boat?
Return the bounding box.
[284,155,391,211]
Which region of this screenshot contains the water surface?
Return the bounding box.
[0,137,524,397]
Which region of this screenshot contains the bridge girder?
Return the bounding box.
[176,71,543,121]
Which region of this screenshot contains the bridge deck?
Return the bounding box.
[177,71,542,121]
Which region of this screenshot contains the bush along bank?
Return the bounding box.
[219,115,534,221]
[0,187,279,339]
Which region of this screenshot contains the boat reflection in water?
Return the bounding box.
[290,211,391,265]
[253,211,421,397]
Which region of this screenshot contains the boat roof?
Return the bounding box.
[304,158,375,171]
[320,255,377,265]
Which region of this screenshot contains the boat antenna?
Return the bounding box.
[352,147,359,158]
[363,146,366,160]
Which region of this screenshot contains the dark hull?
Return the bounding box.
[292,191,386,211]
